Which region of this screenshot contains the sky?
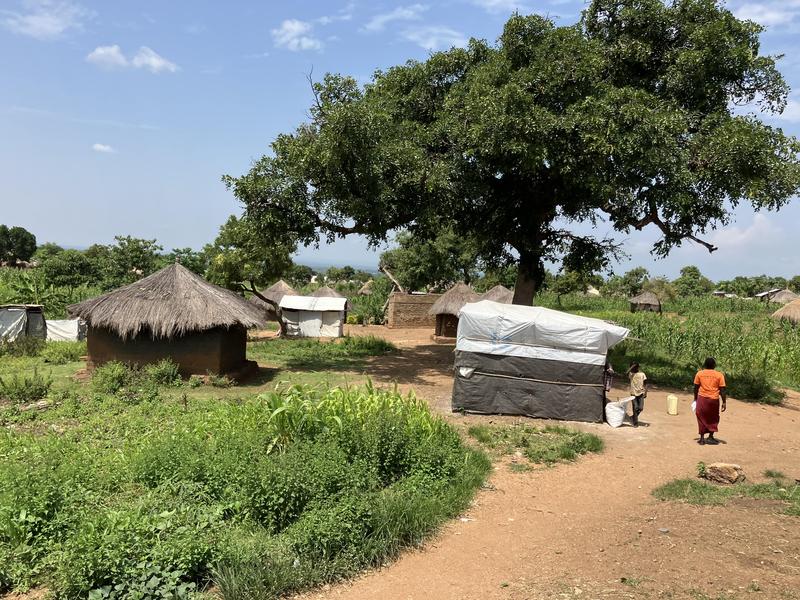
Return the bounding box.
[1,0,799,280]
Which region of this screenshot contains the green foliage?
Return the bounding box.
[0,225,36,263]
[0,367,52,404]
[653,478,800,516]
[142,359,182,386]
[349,276,394,325]
[39,249,96,287]
[0,268,100,319]
[41,341,86,365]
[673,266,715,297]
[206,373,233,388]
[467,423,603,464]
[0,335,45,358]
[91,361,134,394]
[249,336,397,370]
[0,384,489,598]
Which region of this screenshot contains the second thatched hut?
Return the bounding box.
[630,291,662,314]
[772,299,800,325]
[68,263,265,377]
[249,279,297,321]
[429,283,480,338]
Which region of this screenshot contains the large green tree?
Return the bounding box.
[0,225,37,264]
[225,0,800,305]
[672,265,715,297]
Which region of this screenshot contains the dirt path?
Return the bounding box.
[300,327,800,599]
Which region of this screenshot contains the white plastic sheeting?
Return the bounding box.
[279,295,346,338]
[457,300,629,366]
[0,308,26,341]
[46,319,85,341]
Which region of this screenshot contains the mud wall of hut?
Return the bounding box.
[386,293,441,328]
[87,325,247,376]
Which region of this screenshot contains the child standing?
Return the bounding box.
[627,362,648,427]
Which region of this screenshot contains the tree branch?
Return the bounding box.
[379,264,405,294]
[242,280,287,336]
[628,201,718,253]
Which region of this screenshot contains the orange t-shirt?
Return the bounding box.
[694,369,726,399]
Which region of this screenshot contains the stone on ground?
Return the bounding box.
[702,463,746,484]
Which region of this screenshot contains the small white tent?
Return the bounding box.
[452,300,629,422]
[279,295,347,338]
[46,319,87,341]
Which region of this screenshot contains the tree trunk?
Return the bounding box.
[246,281,287,336]
[512,251,545,306]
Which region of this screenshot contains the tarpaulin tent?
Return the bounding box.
[452,300,629,422]
[46,319,87,341]
[0,305,46,341]
[279,295,347,338]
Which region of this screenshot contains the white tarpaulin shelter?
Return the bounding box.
[0,305,46,342]
[46,319,87,341]
[279,295,347,338]
[452,301,629,422]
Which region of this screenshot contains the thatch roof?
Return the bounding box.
[312,285,345,298]
[630,291,661,305]
[429,283,480,316]
[772,299,800,324]
[358,280,374,296]
[481,284,514,304]
[249,279,297,310]
[768,289,798,305]
[68,263,265,340]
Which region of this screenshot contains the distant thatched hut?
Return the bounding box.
[429,283,480,338]
[249,279,297,320]
[69,263,265,377]
[767,289,798,305]
[630,291,662,313]
[312,285,351,310]
[772,299,800,325]
[480,285,514,304]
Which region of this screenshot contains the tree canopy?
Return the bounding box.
[225,0,800,305]
[0,225,37,264]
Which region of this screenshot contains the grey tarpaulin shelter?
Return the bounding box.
[452,300,629,422]
[0,305,46,341]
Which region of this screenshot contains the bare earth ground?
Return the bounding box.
[294,326,800,600]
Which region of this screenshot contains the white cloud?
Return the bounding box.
[271,19,322,51]
[471,0,529,13]
[363,4,428,32]
[1,0,92,40]
[131,46,179,73]
[732,1,800,27]
[86,45,128,69]
[92,143,115,153]
[318,3,355,25]
[86,45,179,74]
[402,25,467,50]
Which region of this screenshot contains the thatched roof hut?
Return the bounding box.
[480,285,514,304]
[768,289,798,305]
[358,280,374,296]
[629,291,662,314]
[69,263,264,376]
[429,283,480,338]
[772,299,800,325]
[249,279,297,319]
[311,285,351,310]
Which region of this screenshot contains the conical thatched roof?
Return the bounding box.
[312,285,345,298]
[481,284,514,304]
[772,299,800,324]
[630,291,661,305]
[68,263,265,340]
[429,283,480,316]
[769,289,798,305]
[358,280,374,296]
[249,279,297,310]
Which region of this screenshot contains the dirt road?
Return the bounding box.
[302,326,800,599]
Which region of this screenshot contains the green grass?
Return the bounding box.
[0,383,489,598]
[653,478,800,516]
[248,335,397,370]
[467,423,604,465]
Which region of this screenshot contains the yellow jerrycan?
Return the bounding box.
[667,394,679,415]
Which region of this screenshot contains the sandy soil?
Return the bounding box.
[295,326,800,600]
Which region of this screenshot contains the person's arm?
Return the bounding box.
[719,373,727,412]
[693,384,700,402]
[643,376,648,397]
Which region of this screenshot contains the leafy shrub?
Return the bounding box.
[0,336,45,358]
[468,423,604,464]
[91,361,132,394]
[41,340,86,365]
[726,372,785,405]
[187,375,203,388]
[0,368,52,404]
[143,359,181,386]
[345,314,362,325]
[207,373,233,388]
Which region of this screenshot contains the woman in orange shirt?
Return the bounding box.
[693,357,727,445]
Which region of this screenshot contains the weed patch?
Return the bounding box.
[0,367,52,404]
[40,341,86,365]
[468,423,603,465]
[653,478,800,515]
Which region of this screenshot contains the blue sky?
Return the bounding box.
[1,0,798,279]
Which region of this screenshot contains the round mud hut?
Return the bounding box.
[429,283,480,339]
[249,279,297,320]
[772,299,800,325]
[768,289,798,305]
[480,284,514,304]
[68,263,265,377]
[629,291,662,314]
